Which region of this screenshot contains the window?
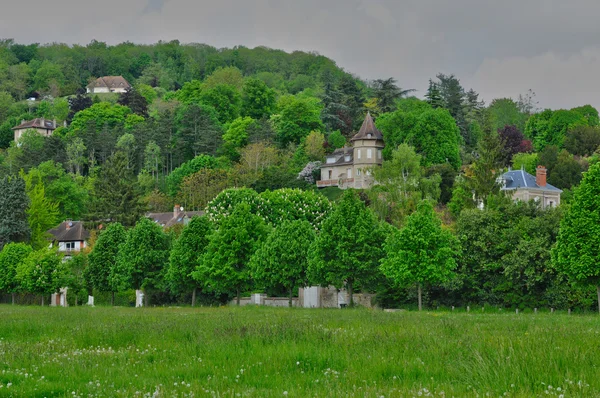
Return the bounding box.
[367,133,372,138]
[366,170,371,176]
[367,149,372,159]
[344,155,351,162]
[357,168,361,176]
[328,170,332,179]
[65,242,75,250]
[347,168,352,178]
[357,149,361,159]
[326,157,335,164]
[378,149,382,159]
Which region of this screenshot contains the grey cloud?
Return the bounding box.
[1,0,599,109]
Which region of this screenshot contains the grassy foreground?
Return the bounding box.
[0,306,598,397]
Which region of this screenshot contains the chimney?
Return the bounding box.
[536,165,547,187]
[174,204,182,217]
[21,119,25,124]
[65,220,73,230]
[40,117,45,128]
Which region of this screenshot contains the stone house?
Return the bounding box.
[317,112,384,189]
[500,166,562,209]
[12,118,62,142]
[86,76,131,94]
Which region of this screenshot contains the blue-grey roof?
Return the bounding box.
[501,169,562,192]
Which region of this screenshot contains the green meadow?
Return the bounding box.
[0,306,598,397]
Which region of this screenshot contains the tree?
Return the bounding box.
[175,103,223,160]
[199,84,241,124]
[222,116,255,159]
[308,190,384,305]
[498,125,530,166]
[0,242,33,304]
[0,176,30,250]
[114,217,170,305]
[425,79,443,109]
[260,188,332,229]
[118,87,149,117]
[69,102,132,136]
[242,78,275,119]
[165,216,213,306]
[304,131,325,161]
[564,126,600,156]
[553,162,600,313]
[327,130,346,150]
[372,77,414,113]
[85,222,127,305]
[194,203,269,304]
[177,168,231,211]
[16,247,67,305]
[66,137,87,175]
[22,174,59,250]
[381,200,459,310]
[166,154,217,197]
[67,92,93,123]
[204,66,243,90]
[272,95,324,147]
[90,151,144,226]
[488,98,528,133]
[548,150,584,190]
[468,131,503,203]
[250,220,316,306]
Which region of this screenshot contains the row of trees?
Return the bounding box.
[2,158,599,312]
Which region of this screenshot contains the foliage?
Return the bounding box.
[199,84,241,124]
[308,190,385,304]
[242,78,275,119]
[372,77,414,113]
[564,125,600,156]
[327,130,346,150]
[69,102,133,136]
[553,162,600,310]
[376,104,461,168]
[205,188,263,224]
[488,98,528,133]
[114,217,170,295]
[22,173,59,250]
[166,154,218,197]
[85,222,127,297]
[498,125,530,166]
[260,188,332,229]
[194,203,270,302]
[250,220,316,305]
[166,216,213,301]
[511,152,539,174]
[272,95,324,147]
[177,168,231,211]
[381,200,459,309]
[0,242,32,295]
[304,131,325,161]
[89,151,144,226]
[0,175,30,249]
[118,87,149,117]
[16,247,67,296]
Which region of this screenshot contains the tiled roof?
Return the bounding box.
[48,221,89,242]
[87,76,131,90]
[350,112,384,141]
[501,169,562,192]
[147,211,205,228]
[12,118,56,130]
[325,147,354,166]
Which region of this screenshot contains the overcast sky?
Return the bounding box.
[1,0,598,110]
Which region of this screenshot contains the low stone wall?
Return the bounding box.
[230,294,299,307]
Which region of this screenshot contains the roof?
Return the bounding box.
[12,118,56,131]
[350,112,384,141]
[48,221,89,242]
[87,76,131,90]
[147,211,205,228]
[325,147,354,166]
[501,169,562,193]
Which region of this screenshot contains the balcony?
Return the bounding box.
[317,178,354,188]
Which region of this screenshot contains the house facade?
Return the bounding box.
[317,112,384,189]
[500,166,562,209]
[48,221,89,257]
[12,118,60,142]
[86,76,131,94]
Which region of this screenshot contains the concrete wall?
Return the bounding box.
[509,189,561,208]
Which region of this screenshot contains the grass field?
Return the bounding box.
[0,306,599,397]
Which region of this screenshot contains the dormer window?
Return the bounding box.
[326,157,335,164]
[367,133,372,138]
[344,155,351,162]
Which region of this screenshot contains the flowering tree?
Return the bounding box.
[297,161,321,185]
[260,188,331,229]
[205,188,265,224]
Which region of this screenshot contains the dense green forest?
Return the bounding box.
[1,39,599,310]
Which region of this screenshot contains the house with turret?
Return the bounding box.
[317,112,384,189]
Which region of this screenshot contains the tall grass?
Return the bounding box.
[0,306,598,397]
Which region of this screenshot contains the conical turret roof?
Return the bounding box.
[350,112,383,141]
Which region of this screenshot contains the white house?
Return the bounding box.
[86,76,131,94]
[48,221,89,257]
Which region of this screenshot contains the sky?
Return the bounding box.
[1,0,598,110]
